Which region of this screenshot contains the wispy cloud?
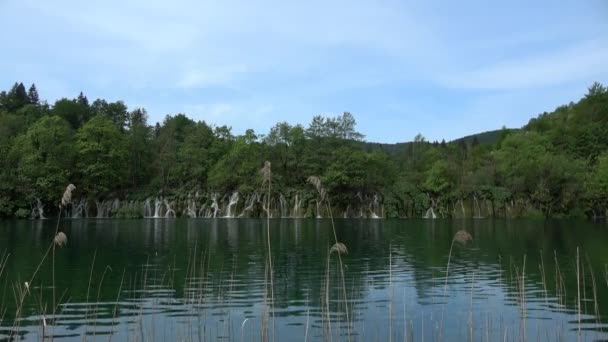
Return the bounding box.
[1,0,606,141]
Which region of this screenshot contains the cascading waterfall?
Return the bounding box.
[239,192,259,217]
[31,198,46,219]
[185,195,197,218]
[71,198,88,218]
[424,207,437,219]
[225,192,239,218]
[369,194,381,218]
[473,195,483,218]
[424,195,437,219]
[96,200,107,218]
[460,199,466,218]
[315,200,322,218]
[210,193,220,218]
[197,204,208,217]
[143,198,152,218]
[153,197,163,218]
[164,199,175,218]
[292,194,302,218]
[279,193,288,218]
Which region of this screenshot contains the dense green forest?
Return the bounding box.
[0,82,607,219]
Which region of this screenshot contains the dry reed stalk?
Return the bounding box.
[83,250,97,338]
[389,244,393,342]
[92,265,112,339]
[585,258,602,332]
[468,270,475,342]
[108,268,126,342]
[577,246,581,339]
[440,229,473,334]
[260,161,275,342]
[11,185,74,339]
[521,255,526,340]
[403,288,407,342]
[308,175,351,341]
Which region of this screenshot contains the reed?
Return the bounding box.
[440,229,473,335]
[261,161,275,342]
[308,175,352,341]
[576,246,581,339]
[11,184,73,339]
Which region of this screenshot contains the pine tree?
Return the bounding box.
[28,84,40,105]
[4,82,29,111]
[77,91,89,107]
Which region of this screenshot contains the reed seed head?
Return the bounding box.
[61,184,76,208]
[261,161,272,185]
[54,231,68,248]
[453,230,473,245]
[307,176,327,201]
[330,242,348,255]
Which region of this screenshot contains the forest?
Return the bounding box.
[0,82,607,219]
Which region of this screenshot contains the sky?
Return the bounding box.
[1,0,607,143]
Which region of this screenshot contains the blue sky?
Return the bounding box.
[1,0,607,143]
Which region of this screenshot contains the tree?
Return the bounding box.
[12,116,75,204]
[91,99,129,130]
[75,115,128,195]
[27,84,39,105]
[77,91,89,107]
[52,98,92,129]
[3,82,29,112]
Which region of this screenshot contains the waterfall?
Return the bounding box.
[186,195,197,218]
[164,199,175,218]
[143,198,152,218]
[315,200,322,218]
[112,199,120,214]
[424,207,436,219]
[292,194,302,218]
[96,200,107,218]
[369,194,381,218]
[31,198,46,219]
[279,193,288,218]
[239,192,259,217]
[211,193,220,218]
[473,196,483,218]
[225,192,239,218]
[460,199,466,218]
[71,198,88,218]
[153,197,163,218]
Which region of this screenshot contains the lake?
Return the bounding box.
[0,219,607,341]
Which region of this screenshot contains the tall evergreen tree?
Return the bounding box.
[77,91,89,107]
[27,84,39,105]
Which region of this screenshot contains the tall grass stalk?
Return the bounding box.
[261,161,275,342]
[308,175,352,341]
[11,184,74,339]
[577,246,581,340]
[440,229,472,337]
[389,244,393,342]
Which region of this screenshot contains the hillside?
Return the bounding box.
[0,82,607,219]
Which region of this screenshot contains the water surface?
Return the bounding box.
[0,219,607,341]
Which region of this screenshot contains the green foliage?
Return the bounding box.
[0,81,606,218]
[75,115,128,196]
[14,208,30,219]
[11,115,75,203]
